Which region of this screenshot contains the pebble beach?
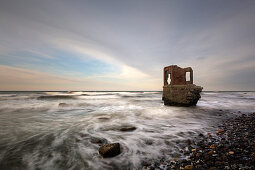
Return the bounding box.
[145,112,255,170]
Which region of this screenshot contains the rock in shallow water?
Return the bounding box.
[58,103,69,107]
[162,84,202,106]
[99,143,121,158]
[97,117,110,120]
[119,126,136,132]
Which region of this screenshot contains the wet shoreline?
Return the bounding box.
[145,112,255,170]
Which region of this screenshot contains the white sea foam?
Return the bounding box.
[0,91,254,169]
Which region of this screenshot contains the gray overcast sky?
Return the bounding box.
[0,0,255,91]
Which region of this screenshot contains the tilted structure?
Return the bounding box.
[162,65,203,106]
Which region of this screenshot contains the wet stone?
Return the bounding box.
[99,143,121,158]
[58,103,69,107]
[119,126,136,132]
[97,117,110,120]
[198,133,204,137]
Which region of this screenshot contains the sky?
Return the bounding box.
[0,0,255,91]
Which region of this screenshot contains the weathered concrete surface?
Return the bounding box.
[162,84,202,106]
[164,65,193,86]
[162,65,202,106]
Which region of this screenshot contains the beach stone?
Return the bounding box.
[97,117,110,121]
[210,144,216,149]
[119,126,136,132]
[58,103,69,107]
[229,151,234,155]
[208,150,214,155]
[218,129,223,133]
[184,164,193,170]
[99,143,121,158]
[186,139,191,145]
[196,153,202,157]
[198,133,204,137]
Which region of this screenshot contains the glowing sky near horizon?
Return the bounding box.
[0,0,255,91]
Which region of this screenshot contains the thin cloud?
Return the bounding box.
[0,0,254,90]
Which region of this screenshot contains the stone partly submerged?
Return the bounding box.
[99,143,121,158]
[162,65,203,106]
[119,126,136,132]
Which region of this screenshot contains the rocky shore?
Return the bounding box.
[144,112,255,170]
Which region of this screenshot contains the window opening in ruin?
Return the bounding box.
[167,73,171,84]
[186,72,190,81]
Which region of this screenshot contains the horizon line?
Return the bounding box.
[0,90,254,92]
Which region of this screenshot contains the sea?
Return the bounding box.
[0,91,254,169]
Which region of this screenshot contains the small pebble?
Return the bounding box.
[229,151,234,155]
[184,165,193,170]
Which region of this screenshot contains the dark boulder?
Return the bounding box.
[99,143,121,158]
[119,126,136,132]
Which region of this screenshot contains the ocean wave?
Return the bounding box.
[0,95,38,101]
[37,95,78,100]
[0,91,255,169]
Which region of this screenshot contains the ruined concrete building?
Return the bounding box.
[162,65,203,106]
